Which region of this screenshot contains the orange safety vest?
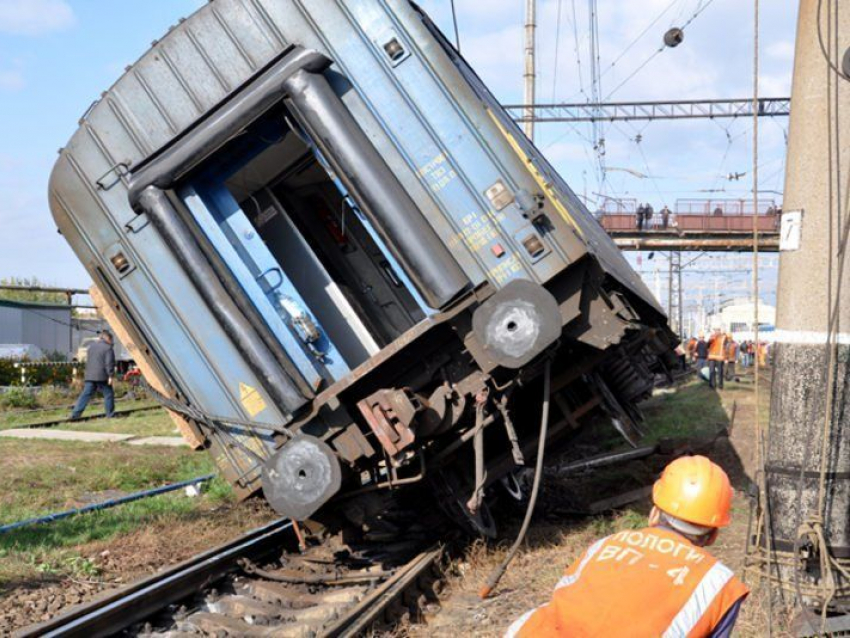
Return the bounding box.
[507,527,749,638]
[707,335,727,361]
[725,341,738,362]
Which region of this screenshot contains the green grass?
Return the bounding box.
[639,379,729,444]
[0,400,161,430]
[0,438,218,525]
[0,435,234,586]
[59,408,177,437]
[0,474,236,585]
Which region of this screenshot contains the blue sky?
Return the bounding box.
[0,0,797,321]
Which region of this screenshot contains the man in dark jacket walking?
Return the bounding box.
[695,331,709,373]
[71,330,116,419]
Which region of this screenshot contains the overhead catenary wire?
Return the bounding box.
[597,0,685,82]
[603,0,718,101]
[569,0,587,100]
[551,0,564,102]
[450,0,461,52]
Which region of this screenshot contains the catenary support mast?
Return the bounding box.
[523,0,536,141]
[763,0,850,611]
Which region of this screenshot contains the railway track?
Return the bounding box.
[18,518,443,638]
[4,404,161,430]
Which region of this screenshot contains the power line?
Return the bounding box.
[16,306,101,334]
[602,0,719,100]
[569,0,587,100]
[551,0,564,102]
[450,0,461,52]
[587,0,606,188]
[597,0,685,82]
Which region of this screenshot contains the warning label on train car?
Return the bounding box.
[239,382,267,417]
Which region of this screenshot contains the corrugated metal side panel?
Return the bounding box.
[62,0,585,294]
[21,307,71,355]
[334,0,572,284]
[59,0,655,302]
[0,306,24,344]
[49,0,303,427]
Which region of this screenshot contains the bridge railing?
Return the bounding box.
[598,212,780,233]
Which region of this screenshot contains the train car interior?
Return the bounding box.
[178,108,428,384]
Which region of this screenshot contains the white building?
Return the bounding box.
[705,298,776,341]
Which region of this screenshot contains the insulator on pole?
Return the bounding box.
[664,28,684,48]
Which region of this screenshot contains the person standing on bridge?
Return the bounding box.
[636,204,645,230]
[645,203,655,229]
[506,455,749,638]
[70,330,116,420]
[660,205,671,229]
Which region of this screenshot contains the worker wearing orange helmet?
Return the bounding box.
[506,456,748,637]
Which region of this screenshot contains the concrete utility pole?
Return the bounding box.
[667,253,674,331]
[523,0,536,141]
[677,252,684,336]
[763,0,850,611]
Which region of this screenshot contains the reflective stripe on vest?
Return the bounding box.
[554,537,605,590]
[506,527,749,638]
[662,561,733,637]
[506,607,539,638]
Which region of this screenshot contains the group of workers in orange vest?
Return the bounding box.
[507,455,748,637]
[684,330,768,389]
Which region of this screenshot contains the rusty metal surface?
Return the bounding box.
[357,389,419,457]
[324,548,442,637]
[612,235,779,252]
[601,213,780,234]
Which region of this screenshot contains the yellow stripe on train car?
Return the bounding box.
[486,110,585,240]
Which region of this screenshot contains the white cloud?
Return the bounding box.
[0,67,23,91]
[760,72,792,97]
[766,40,795,62]
[0,0,75,36]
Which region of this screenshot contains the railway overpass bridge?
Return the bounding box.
[608,229,779,252]
[597,198,781,252]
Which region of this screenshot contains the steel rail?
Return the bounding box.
[10,404,161,429]
[324,548,442,637]
[18,518,295,638]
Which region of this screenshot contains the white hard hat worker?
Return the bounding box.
[506,456,749,638]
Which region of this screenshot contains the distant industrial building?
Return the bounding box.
[0,298,104,360]
[706,298,776,341]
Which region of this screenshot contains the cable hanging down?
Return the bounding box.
[479,358,552,599]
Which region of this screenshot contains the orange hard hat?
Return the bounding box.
[652,455,733,528]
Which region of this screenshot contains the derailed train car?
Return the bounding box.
[49,0,676,532]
